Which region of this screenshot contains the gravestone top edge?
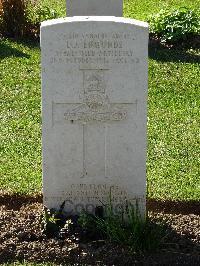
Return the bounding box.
[67,0,123,17]
[41,16,149,29]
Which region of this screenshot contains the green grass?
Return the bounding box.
[124,0,200,20]
[35,0,200,21]
[0,40,41,194]
[0,1,200,200]
[147,49,200,200]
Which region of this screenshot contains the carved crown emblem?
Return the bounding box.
[84,71,105,94]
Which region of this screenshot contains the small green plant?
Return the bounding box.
[42,207,60,235]
[41,201,67,236]
[78,201,166,253]
[148,7,200,43]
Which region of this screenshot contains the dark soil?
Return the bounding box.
[0,194,199,265]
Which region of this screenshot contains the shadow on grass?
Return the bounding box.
[149,44,200,64]
[0,193,42,210]
[14,37,40,49]
[147,199,200,215]
[0,41,30,59]
[0,38,40,59]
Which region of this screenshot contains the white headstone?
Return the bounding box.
[41,16,148,216]
[67,0,123,16]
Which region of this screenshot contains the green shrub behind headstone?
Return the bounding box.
[148,7,200,43]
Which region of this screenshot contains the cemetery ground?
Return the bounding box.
[1,41,199,265]
[0,0,200,265]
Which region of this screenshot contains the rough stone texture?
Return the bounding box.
[41,17,148,215]
[67,0,123,16]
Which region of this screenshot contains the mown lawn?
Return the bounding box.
[124,0,200,20]
[0,40,41,194]
[0,0,199,200]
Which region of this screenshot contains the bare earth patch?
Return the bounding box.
[0,194,199,265]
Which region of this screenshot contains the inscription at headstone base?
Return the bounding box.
[41,14,148,216]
